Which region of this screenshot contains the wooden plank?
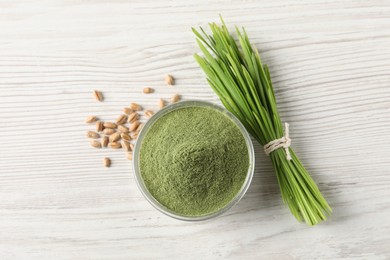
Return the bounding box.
[0,0,389,259]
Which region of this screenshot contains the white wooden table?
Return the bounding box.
[1,1,390,259]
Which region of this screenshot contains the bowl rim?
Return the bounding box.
[133,100,255,221]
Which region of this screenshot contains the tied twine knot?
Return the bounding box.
[264,123,292,161]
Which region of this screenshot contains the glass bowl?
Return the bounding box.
[133,100,255,221]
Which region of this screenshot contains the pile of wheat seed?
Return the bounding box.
[85,75,180,168]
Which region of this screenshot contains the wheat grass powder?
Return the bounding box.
[139,106,250,217]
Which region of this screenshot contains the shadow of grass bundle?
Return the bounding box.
[193,17,332,226]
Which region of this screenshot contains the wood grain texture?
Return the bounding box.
[1,0,390,259]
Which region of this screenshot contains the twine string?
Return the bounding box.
[264,123,292,161]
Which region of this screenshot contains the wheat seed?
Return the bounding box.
[123,107,133,115]
[143,87,154,94]
[158,98,165,109]
[96,121,104,132]
[93,90,103,102]
[131,131,139,139]
[165,74,174,85]
[103,128,115,135]
[109,132,121,143]
[136,123,144,132]
[118,125,129,133]
[87,131,100,139]
[130,121,140,132]
[90,140,101,148]
[102,136,109,147]
[145,110,154,118]
[122,140,131,152]
[109,142,122,149]
[130,103,142,111]
[127,112,139,123]
[121,133,131,142]
[171,94,180,103]
[104,122,117,129]
[116,114,128,125]
[85,116,98,123]
[103,157,111,167]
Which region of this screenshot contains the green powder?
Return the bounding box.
[139,106,249,217]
